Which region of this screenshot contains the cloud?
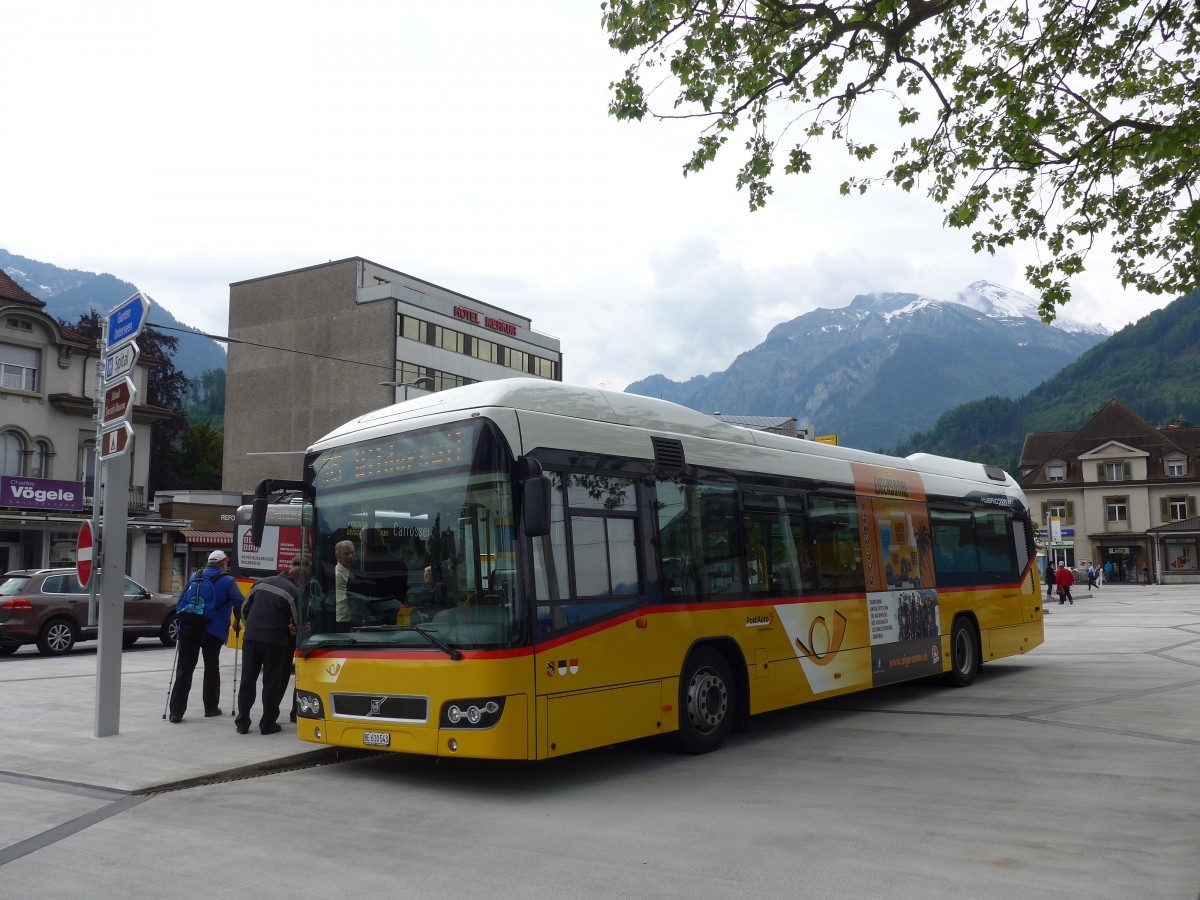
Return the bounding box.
[0,0,1175,399]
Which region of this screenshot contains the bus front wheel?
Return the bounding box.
[675,647,734,754]
[943,617,980,687]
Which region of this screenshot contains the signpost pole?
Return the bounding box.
[93,292,148,738]
[94,450,128,737]
[88,354,104,628]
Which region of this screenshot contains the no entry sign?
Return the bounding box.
[76,521,93,587]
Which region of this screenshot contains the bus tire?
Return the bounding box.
[675,646,734,754]
[943,617,979,687]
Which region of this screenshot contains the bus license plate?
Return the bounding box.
[363,731,390,747]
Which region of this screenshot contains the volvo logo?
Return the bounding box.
[367,697,386,717]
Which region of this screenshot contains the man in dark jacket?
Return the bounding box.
[235,558,300,735]
[169,550,244,723]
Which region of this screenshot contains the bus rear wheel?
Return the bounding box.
[675,647,734,754]
[943,617,979,687]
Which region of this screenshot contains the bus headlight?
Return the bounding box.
[295,691,323,719]
[440,698,504,729]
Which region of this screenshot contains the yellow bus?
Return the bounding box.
[249,379,1044,759]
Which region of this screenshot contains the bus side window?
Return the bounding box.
[741,490,812,596]
[696,485,742,595]
[976,511,1018,582]
[533,470,643,635]
[655,479,698,600]
[808,494,863,593]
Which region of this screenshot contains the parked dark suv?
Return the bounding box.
[0,569,179,656]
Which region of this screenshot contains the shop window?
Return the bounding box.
[49,531,76,568]
[1164,540,1198,572]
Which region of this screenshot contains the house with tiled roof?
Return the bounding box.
[1018,398,1200,584]
[0,268,180,582]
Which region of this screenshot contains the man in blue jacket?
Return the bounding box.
[168,550,244,723]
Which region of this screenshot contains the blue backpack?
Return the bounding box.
[177,573,217,623]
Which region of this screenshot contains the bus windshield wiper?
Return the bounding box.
[300,638,358,659]
[356,623,463,660]
[402,624,463,660]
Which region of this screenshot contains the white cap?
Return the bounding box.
[207,550,229,564]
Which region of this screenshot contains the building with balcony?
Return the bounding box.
[0,270,181,581]
[1018,398,1200,583]
[222,257,563,492]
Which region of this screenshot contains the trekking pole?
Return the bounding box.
[231,631,240,716]
[162,624,181,720]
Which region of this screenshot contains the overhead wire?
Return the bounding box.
[146,321,395,373]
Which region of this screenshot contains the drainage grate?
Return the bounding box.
[137,747,380,796]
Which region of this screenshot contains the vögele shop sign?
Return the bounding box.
[2,477,85,512]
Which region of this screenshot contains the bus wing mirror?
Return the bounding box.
[523,475,552,537]
[251,497,268,547]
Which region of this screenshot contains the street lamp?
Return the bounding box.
[379,376,434,401]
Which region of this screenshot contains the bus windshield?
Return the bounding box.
[300,419,522,653]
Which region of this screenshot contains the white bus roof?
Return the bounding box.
[312,378,1017,496]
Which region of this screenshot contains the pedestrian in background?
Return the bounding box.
[1086,562,1097,591]
[169,550,244,723]
[235,557,300,735]
[1045,559,1056,599]
[1142,564,1151,586]
[1055,563,1075,605]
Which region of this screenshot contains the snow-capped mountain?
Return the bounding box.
[0,249,228,381]
[953,281,1110,336]
[626,282,1111,451]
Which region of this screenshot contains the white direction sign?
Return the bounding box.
[104,341,139,382]
[106,292,150,350]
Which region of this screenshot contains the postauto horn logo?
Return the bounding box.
[795,610,848,666]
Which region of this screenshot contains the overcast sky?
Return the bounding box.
[1,1,1173,391]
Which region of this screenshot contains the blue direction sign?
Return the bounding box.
[106,292,150,350]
